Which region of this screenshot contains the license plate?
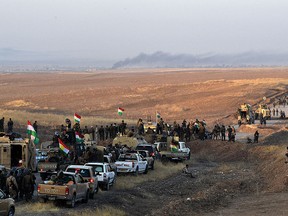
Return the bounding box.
[48,197,56,200]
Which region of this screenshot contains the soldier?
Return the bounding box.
[6,171,18,199]
[33,121,38,133]
[99,126,105,141]
[22,169,35,201]
[220,125,226,141]
[90,126,95,141]
[7,118,13,133]
[0,170,6,191]
[0,117,4,132]
[105,125,110,139]
[120,120,126,135]
[227,126,232,141]
[254,130,259,143]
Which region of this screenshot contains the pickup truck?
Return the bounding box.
[137,150,155,170]
[85,162,116,191]
[65,165,99,199]
[37,172,90,208]
[154,141,190,162]
[115,153,148,176]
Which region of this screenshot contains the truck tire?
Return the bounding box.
[151,161,154,170]
[161,156,169,165]
[187,152,191,160]
[144,165,148,174]
[68,194,76,208]
[105,181,110,191]
[134,167,139,176]
[39,197,47,203]
[7,207,15,216]
[89,191,95,199]
[83,190,89,203]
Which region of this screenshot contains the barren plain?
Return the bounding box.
[1,68,288,216]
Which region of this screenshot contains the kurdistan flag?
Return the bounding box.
[58,138,69,154]
[74,113,81,123]
[118,107,124,116]
[156,111,161,119]
[27,120,39,144]
[75,131,84,143]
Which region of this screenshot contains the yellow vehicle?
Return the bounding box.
[255,104,271,120]
[112,134,147,149]
[143,116,157,133]
[237,103,254,125]
[0,134,37,171]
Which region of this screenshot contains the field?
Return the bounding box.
[1,68,288,215]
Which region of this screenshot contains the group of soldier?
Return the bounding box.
[0,117,14,133]
[0,167,36,201]
[212,124,236,142]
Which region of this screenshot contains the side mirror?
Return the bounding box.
[96,172,101,176]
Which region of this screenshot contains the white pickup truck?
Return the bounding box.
[85,162,116,191]
[115,153,148,176]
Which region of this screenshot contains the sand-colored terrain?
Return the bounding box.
[1,68,288,128]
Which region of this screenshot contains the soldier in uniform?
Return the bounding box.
[0,117,4,132]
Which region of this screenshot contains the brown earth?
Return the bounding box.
[2,68,288,215]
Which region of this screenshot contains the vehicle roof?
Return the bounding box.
[137,143,154,146]
[66,165,93,169]
[84,162,109,166]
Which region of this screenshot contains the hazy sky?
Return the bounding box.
[1,0,288,61]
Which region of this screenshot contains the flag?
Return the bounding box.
[58,138,69,154]
[75,131,84,143]
[118,107,124,116]
[156,111,161,119]
[27,121,39,144]
[74,113,81,123]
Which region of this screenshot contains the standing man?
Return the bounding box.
[254,130,259,143]
[220,125,226,141]
[33,121,38,133]
[0,117,4,132]
[7,118,13,133]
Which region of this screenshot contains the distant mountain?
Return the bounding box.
[112,51,288,68]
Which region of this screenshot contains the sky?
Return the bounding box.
[1,0,288,62]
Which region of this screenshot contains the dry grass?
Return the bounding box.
[21,202,59,213]
[115,162,183,189]
[0,108,135,129]
[68,206,126,216]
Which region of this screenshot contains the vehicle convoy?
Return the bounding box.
[154,138,191,162]
[255,104,271,121]
[65,165,99,199]
[237,103,254,125]
[37,171,90,208]
[0,189,15,216]
[115,153,148,176]
[84,162,116,191]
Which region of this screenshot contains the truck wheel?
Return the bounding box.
[144,165,148,174]
[7,207,15,216]
[39,197,47,203]
[161,156,169,165]
[94,184,99,194]
[83,191,89,203]
[113,176,116,186]
[68,195,76,208]
[89,191,95,199]
[106,180,110,191]
[151,162,154,170]
[187,153,191,160]
[134,167,139,176]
